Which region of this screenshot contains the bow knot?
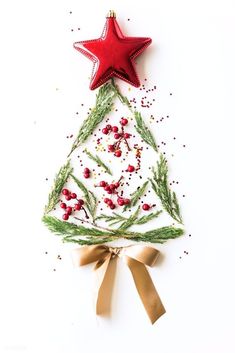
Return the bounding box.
[72,244,165,324]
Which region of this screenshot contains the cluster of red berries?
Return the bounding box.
[97,179,130,209]
[102,118,131,158]
[83,167,91,179]
[60,188,85,220]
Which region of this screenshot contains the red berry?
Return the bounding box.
[120,118,128,126]
[99,180,107,187]
[74,203,81,211]
[115,182,120,188]
[84,173,90,179]
[114,150,122,157]
[102,127,109,135]
[104,198,110,204]
[112,126,118,133]
[114,133,120,139]
[84,167,90,174]
[62,188,69,195]
[77,199,84,205]
[117,198,125,206]
[108,144,115,152]
[60,202,66,209]
[70,192,77,199]
[124,198,130,205]
[127,165,135,173]
[124,133,131,139]
[110,204,116,209]
[62,213,69,221]
[109,183,116,190]
[107,200,113,207]
[104,185,111,192]
[65,194,71,201]
[106,124,112,131]
[142,204,150,211]
[66,206,72,215]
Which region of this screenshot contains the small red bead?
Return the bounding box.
[110,204,116,209]
[66,206,72,215]
[114,133,120,139]
[60,202,66,209]
[107,200,113,207]
[142,204,150,211]
[62,213,69,220]
[74,203,81,211]
[84,167,90,173]
[124,133,131,139]
[65,194,71,201]
[120,118,128,126]
[70,193,77,199]
[117,198,125,206]
[127,165,135,173]
[104,198,110,204]
[99,180,107,187]
[84,173,90,179]
[102,127,109,135]
[109,183,116,190]
[62,188,69,195]
[114,150,122,157]
[77,199,84,205]
[108,144,115,152]
[112,126,118,133]
[104,185,111,192]
[124,198,130,205]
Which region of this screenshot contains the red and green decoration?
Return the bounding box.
[43,11,184,247]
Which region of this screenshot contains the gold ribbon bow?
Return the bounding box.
[72,245,165,324]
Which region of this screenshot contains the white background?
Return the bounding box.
[0,0,235,352]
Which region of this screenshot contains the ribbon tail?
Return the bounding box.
[125,256,166,324]
[94,253,116,316]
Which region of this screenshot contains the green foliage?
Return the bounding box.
[42,215,184,245]
[68,82,116,157]
[71,174,97,220]
[134,111,158,152]
[84,149,112,175]
[44,160,73,214]
[123,181,149,212]
[150,154,183,224]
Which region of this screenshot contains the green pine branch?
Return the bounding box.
[150,154,183,224]
[123,181,149,212]
[135,210,163,225]
[118,206,140,230]
[84,149,112,175]
[42,215,184,244]
[44,160,73,214]
[134,111,158,152]
[71,174,97,220]
[68,82,116,157]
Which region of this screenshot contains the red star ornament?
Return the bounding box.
[74,11,152,90]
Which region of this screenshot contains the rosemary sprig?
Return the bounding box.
[111,79,133,110]
[68,82,116,157]
[150,154,183,224]
[71,174,97,220]
[42,215,184,244]
[84,149,112,175]
[118,207,140,230]
[134,111,158,152]
[135,210,163,225]
[95,212,126,226]
[123,181,149,212]
[44,160,73,214]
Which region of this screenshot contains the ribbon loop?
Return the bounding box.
[72,244,165,324]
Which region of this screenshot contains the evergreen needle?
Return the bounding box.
[84,149,112,175]
[44,160,73,214]
[150,154,183,224]
[71,174,97,219]
[123,181,149,212]
[134,111,158,152]
[68,82,116,157]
